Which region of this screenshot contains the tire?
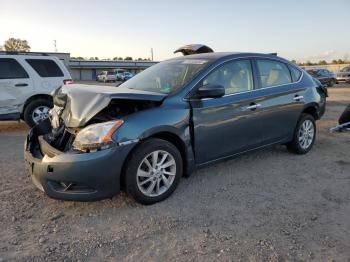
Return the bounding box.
[286,113,316,154]
[23,98,53,127]
[328,79,336,87]
[125,138,183,205]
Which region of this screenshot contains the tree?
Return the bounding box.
[291,60,297,64]
[4,38,30,52]
[95,57,99,60]
[337,59,344,64]
[318,60,327,65]
[124,56,133,61]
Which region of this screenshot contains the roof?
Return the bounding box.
[169,52,282,61]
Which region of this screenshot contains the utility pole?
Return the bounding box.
[54,40,57,52]
[150,48,154,61]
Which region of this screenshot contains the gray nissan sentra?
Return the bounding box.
[24,48,327,204]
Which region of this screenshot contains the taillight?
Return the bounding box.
[63,79,73,85]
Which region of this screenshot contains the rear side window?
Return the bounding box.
[256,60,292,88]
[0,58,28,79]
[290,66,302,81]
[26,59,64,77]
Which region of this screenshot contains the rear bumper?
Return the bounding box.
[24,127,135,201]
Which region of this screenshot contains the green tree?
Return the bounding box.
[291,60,297,64]
[124,56,133,61]
[318,60,327,65]
[4,38,30,52]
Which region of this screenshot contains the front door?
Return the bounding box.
[190,59,264,165]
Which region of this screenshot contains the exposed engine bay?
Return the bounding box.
[43,99,161,152]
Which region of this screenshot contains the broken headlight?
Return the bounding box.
[72,120,124,151]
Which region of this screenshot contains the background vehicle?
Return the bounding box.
[122,71,134,81]
[336,66,350,83]
[97,71,117,83]
[0,52,72,127]
[114,69,127,81]
[25,51,326,204]
[307,69,337,87]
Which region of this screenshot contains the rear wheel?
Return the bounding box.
[286,114,316,154]
[329,79,336,87]
[125,138,183,205]
[23,98,52,127]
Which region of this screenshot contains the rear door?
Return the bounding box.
[190,59,265,164]
[0,58,33,117]
[25,58,68,91]
[252,58,306,143]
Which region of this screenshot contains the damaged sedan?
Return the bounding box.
[24,51,327,204]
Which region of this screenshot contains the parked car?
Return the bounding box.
[97,71,117,82]
[336,66,350,83]
[25,51,327,204]
[306,69,337,87]
[0,52,72,127]
[114,69,127,81]
[122,71,134,81]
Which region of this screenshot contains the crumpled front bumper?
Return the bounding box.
[24,127,135,201]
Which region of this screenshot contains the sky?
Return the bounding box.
[0,0,349,62]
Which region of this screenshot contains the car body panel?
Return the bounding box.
[53,84,166,127]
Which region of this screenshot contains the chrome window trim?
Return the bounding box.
[185,56,304,101]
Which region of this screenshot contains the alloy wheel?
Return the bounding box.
[298,119,315,149]
[136,150,176,197]
[32,106,50,124]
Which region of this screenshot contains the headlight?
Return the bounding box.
[73,120,123,151]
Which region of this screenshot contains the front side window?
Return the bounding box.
[202,60,253,95]
[120,59,210,94]
[257,60,292,88]
[26,59,64,77]
[0,58,28,79]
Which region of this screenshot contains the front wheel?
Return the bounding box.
[286,114,316,154]
[125,138,183,205]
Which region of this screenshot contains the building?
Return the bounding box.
[46,52,158,81]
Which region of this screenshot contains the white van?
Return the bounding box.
[0,52,72,127]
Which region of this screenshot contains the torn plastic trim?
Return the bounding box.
[174,44,214,56]
[118,139,140,146]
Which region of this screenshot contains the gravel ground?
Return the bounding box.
[0,85,350,261]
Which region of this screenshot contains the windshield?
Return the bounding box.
[340,67,350,72]
[120,59,210,94]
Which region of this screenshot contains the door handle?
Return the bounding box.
[15,83,28,87]
[293,95,304,101]
[246,103,261,110]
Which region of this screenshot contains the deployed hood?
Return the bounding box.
[52,84,166,127]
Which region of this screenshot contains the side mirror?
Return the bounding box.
[194,84,225,99]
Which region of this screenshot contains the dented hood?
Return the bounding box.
[52,84,166,127]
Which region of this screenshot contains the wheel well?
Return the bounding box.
[302,106,319,120]
[21,94,53,118]
[120,132,187,189]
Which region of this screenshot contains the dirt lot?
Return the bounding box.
[0,85,350,261]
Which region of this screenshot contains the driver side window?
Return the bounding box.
[202,60,254,95]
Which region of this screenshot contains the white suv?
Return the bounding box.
[0,52,72,127]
